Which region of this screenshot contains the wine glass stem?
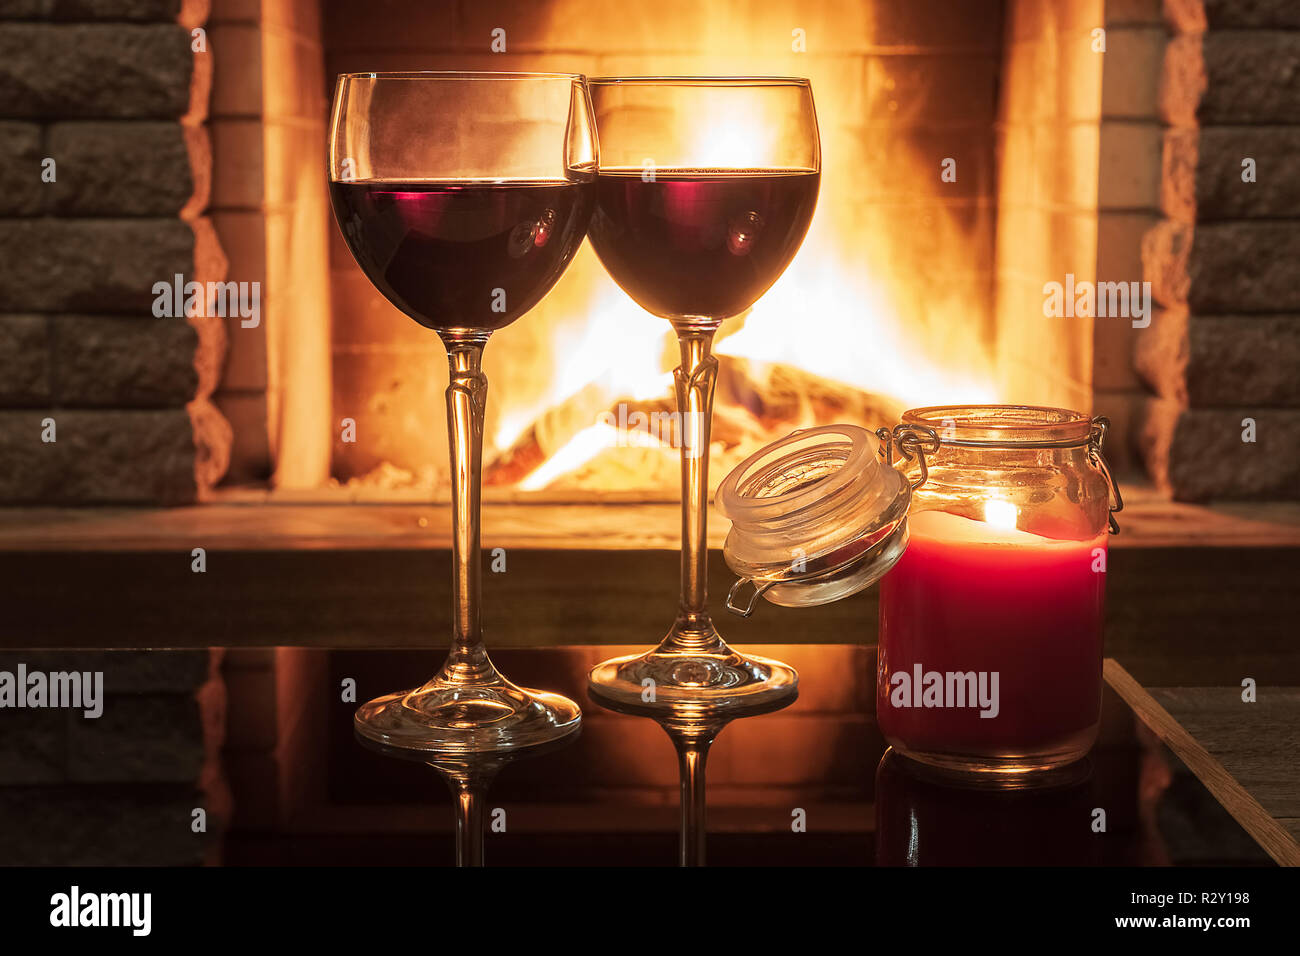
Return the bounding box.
[675,736,712,867]
[672,325,719,646]
[448,778,487,866]
[441,333,492,681]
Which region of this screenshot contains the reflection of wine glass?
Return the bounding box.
[585,78,821,713]
[356,728,579,867]
[329,72,596,752]
[589,690,794,866]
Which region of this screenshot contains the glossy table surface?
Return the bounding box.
[220,645,1277,867]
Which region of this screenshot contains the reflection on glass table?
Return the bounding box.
[355,729,578,867]
[588,685,795,866]
[212,646,1282,867]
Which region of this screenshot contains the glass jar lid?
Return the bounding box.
[716,424,916,614]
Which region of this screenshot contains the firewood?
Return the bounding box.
[484,358,901,490]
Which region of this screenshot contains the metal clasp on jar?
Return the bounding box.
[1089,416,1124,535]
[874,423,941,492]
[725,578,775,617]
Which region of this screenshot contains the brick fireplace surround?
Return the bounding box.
[0,0,1297,865]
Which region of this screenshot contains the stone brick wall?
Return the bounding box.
[0,0,231,504]
[0,649,228,865]
[1137,0,1300,499]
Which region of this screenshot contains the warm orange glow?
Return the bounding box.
[326,7,1015,498]
[519,421,668,491]
[500,89,1000,493]
[687,99,782,170]
[716,230,998,409]
[494,287,670,453]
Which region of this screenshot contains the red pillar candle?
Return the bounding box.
[877,506,1107,776]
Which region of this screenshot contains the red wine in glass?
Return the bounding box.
[589,169,820,319]
[330,180,594,331]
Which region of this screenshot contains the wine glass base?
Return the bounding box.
[355,674,581,754]
[588,645,798,716]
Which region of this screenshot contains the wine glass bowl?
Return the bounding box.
[590,170,820,320]
[586,77,821,713]
[328,72,596,335]
[329,179,595,332]
[329,72,595,752]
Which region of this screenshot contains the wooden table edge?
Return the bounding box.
[1104,658,1300,867]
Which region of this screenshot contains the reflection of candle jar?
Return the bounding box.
[877,405,1118,779]
[718,405,1121,783]
[874,749,1097,866]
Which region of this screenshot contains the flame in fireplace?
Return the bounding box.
[716,239,997,407]
[490,95,998,494]
[689,108,781,170]
[519,421,667,491]
[329,13,1005,498]
[492,287,670,453]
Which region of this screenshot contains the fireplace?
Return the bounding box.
[319,3,1007,500]
[195,0,1299,504]
[3,0,1293,503]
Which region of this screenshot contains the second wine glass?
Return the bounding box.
[586,77,821,713]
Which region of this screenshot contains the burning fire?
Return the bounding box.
[519,420,667,492]
[715,231,997,406]
[492,286,670,453]
[495,104,997,495]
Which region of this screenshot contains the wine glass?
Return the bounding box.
[329,72,596,752]
[586,78,821,713]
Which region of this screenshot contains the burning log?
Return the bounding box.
[716,355,903,433]
[484,381,617,487]
[484,357,901,491]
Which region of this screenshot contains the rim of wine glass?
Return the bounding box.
[335,70,587,80]
[589,75,811,86]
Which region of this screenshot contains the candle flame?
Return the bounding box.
[983,498,1019,531]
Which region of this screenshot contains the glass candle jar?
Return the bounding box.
[875,405,1118,780]
[718,405,1121,783]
